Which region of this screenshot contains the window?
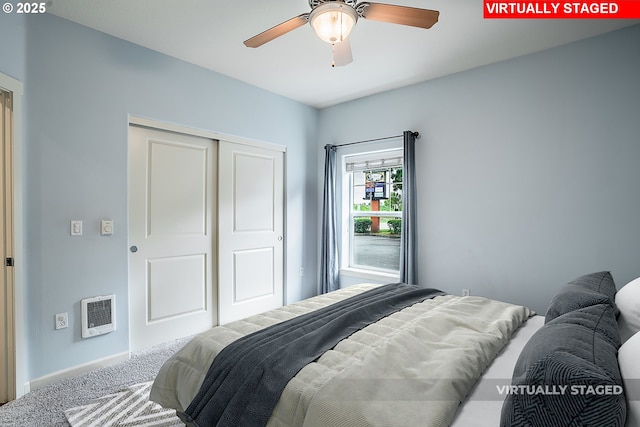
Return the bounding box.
[343,150,403,275]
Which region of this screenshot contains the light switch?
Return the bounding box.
[101,220,114,236]
[71,220,83,236]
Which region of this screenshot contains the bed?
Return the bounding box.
[150,272,640,427]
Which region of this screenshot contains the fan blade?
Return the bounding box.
[333,38,353,67]
[244,14,310,48]
[359,3,439,29]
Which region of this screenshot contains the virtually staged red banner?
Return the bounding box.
[484,1,640,18]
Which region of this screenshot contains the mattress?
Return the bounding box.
[151,283,535,427]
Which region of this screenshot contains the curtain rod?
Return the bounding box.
[330,131,419,148]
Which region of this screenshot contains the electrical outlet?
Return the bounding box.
[55,312,68,330]
[70,220,83,236]
[462,289,470,297]
[299,267,304,277]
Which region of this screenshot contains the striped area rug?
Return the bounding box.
[64,381,183,426]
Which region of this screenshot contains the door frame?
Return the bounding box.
[129,116,286,153]
[127,115,288,329]
[0,72,24,400]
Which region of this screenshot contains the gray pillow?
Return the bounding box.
[501,304,626,427]
[567,271,617,305]
[545,271,618,322]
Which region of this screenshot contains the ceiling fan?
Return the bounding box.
[244,0,439,67]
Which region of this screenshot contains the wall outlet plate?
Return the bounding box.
[70,220,83,236]
[55,312,68,330]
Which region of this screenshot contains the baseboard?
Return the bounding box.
[27,351,130,391]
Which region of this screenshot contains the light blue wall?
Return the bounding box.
[19,13,318,379]
[318,24,640,314]
[0,13,26,81]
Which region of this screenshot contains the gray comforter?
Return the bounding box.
[151,283,532,427]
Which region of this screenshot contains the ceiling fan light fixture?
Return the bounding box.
[309,3,358,44]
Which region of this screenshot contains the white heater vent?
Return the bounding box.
[81,295,116,339]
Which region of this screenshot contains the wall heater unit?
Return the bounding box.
[81,294,116,339]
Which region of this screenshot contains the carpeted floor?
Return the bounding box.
[0,336,192,427]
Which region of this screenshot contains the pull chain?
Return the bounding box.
[331,43,336,67]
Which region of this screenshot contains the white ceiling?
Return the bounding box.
[46,0,638,109]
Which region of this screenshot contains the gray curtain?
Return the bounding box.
[400,131,418,284]
[320,144,340,293]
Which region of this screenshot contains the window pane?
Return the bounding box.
[352,170,370,211]
[353,227,400,271]
[348,164,403,273]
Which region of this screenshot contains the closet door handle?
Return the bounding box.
[277,236,283,241]
[130,245,138,253]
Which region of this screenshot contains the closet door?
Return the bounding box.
[128,126,217,351]
[218,141,284,324]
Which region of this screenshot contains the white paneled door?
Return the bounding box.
[218,141,284,324]
[128,126,216,351]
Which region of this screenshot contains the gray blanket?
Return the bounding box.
[180,283,444,427]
